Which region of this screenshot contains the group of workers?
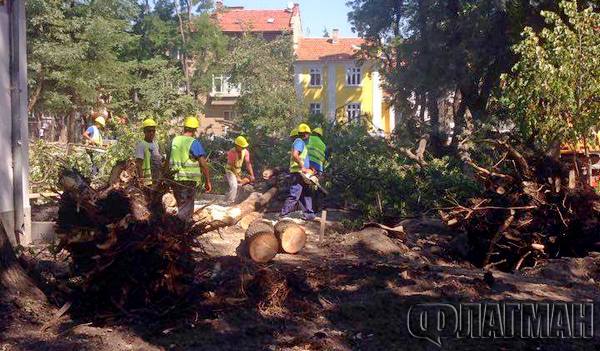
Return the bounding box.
[83,115,328,222]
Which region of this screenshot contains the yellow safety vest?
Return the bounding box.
[169,136,202,185]
[91,125,103,145]
[307,135,326,170]
[289,138,308,173]
[225,148,248,177]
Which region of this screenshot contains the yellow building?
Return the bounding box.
[294,30,396,134]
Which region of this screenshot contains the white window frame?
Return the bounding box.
[309,102,322,115]
[346,66,362,86]
[346,103,361,122]
[211,75,241,96]
[213,75,225,94]
[309,67,322,87]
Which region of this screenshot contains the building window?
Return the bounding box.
[346,67,361,86]
[309,103,321,115]
[213,76,224,93]
[212,75,241,96]
[346,103,361,122]
[309,68,322,87]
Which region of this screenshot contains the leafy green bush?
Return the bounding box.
[325,124,479,223]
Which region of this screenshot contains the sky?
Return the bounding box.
[220,0,356,37]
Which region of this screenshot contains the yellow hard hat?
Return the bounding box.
[235,135,249,148]
[95,116,106,127]
[313,127,323,136]
[183,116,199,129]
[142,118,157,128]
[298,123,311,134]
[290,128,299,137]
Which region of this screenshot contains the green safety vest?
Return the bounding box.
[289,138,308,173]
[307,135,326,169]
[140,141,153,185]
[169,135,202,185]
[225,148,248,177]
[91,125,103,145]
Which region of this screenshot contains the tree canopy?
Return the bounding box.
[26,0,227,140]
[346,0,570,150]
[497,0,600,152]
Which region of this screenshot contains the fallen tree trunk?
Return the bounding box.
[0,220,47,303]
[192,186,278,233]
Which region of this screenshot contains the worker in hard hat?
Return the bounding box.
[307,127,327,174]
[169,116,212,221]
[280,123,315,220]
[307,127,328,211]
[225,136,256,204]
[82,116,106,146]
[135,118,162,186]
[82,116,107,177]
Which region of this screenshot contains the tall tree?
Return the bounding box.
[347,0,563,153]
[222,35,301,136]
[497,0,600,154]
[26,0,138,141]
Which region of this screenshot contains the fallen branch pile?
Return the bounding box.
[56,161,279,312]
[440,140,600,271]
[57,167,197,312]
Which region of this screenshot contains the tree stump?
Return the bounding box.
[274,220,307,254]
[244,220,278,263]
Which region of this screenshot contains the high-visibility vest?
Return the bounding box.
[140,141,153,185]
[225,148,247,177]
[289,138,308,173]
[307,135,326,170]
[91,125,103,145]
[169,136,202,185]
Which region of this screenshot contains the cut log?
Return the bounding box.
[274,220,306,254]
[245,219,274,238]
[244,220,278,263]
[162,192,178,215]
[247,232,279,263]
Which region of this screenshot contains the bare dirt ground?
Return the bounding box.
[2,211,600,350]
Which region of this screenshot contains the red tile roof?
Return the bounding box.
[296,38,365,61]
[215,8,296,33]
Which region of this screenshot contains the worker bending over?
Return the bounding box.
[225,136,255,204]
[280,123,316,220]
[135,118,162,185]
[169,116,212,221]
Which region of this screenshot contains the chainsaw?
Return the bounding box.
[300,170,329,195]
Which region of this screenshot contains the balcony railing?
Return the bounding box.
[210,75,241,97]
